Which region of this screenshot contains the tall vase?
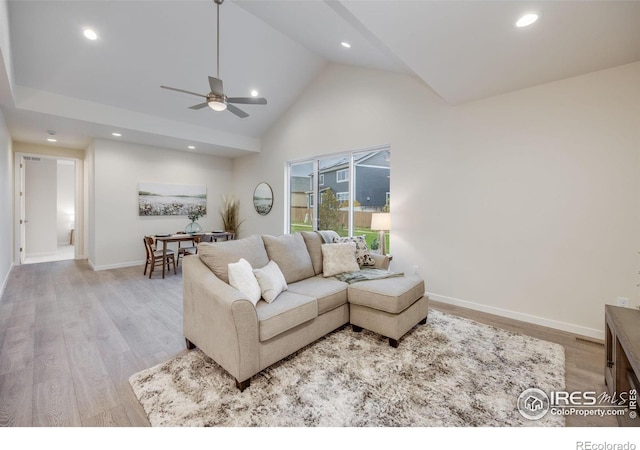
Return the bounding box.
[185,220,202,234]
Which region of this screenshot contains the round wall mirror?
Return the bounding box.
[253,182,273,215]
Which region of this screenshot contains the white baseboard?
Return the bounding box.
[427,292,604,341]
[89,259,145,271]
[0,262,14,300]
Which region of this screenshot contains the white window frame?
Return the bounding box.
[336,169,349,183]
[319,174,324,186]
[286,145,389,235]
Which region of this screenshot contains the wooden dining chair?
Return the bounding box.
[176,233,199,266]
[143,236,176,278]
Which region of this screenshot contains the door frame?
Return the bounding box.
[14,152,84,265]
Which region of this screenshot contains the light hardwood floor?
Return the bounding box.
[0,259,616,427]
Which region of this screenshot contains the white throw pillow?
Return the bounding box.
[334,235,376,267]
[228,258,261,306]
[253,260,288,303]
[321,242,360,277]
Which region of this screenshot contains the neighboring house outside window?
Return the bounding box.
[287,147,390,250]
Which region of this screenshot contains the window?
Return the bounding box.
[288,161,314,233]
[287,147,390,252]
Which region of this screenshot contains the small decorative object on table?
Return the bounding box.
[185,205,205,234]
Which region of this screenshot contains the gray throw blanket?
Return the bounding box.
[317,230,339,243]
[334,268,404,284]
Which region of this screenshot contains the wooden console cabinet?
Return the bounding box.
[604,305,640,427]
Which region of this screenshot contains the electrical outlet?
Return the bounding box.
[617,297,629,307]
[413,265,419,275]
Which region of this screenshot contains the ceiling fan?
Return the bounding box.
[160,0,267,118]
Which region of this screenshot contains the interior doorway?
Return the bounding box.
[19,155,77,264]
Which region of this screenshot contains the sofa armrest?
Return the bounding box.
[183,255,259,383]
[370,253,392,270]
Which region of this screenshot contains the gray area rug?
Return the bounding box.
[129,310,565,426]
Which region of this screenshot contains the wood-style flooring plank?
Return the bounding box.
[82,404,131,427]
[0,367,33,426]
[32,376,81,426]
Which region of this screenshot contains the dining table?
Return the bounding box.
[154,231,234,278]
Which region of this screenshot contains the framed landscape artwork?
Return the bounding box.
[138,182,207,216]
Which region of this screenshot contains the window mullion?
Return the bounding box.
[313,159,319,231]
[348,153,354,236]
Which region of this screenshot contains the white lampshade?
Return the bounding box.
[371,213,391,231]
[208,100,227,111]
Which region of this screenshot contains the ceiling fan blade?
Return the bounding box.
[160,85,207,98]
[227,97,268,105]
[226,103,249,118]
[189,103,209,110]
[208,76,224,96]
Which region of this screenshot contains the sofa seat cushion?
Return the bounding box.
[262,234,315,284]
[347,275,425,314]
[287,275,348,315]
[198,234,269,284]
[255,291,317,341]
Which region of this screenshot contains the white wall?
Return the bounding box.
[56,160,75,245]
[233,61,640,338]
[0,107,12,295]
[25,157,57,256]
[89,139,233,269]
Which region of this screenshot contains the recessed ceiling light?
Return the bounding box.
[47,138,57,142]
[111,132,122,137]
[83,28,98,40]
[188,145,196,150]
[250,90,259,97]
[341,42,351,48]
[516,13,539,28]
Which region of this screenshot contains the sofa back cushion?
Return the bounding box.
[262,233,315,284]
[300,231,323,275]
[198,234,269,284]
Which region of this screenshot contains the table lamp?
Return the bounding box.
[370,213,391,255]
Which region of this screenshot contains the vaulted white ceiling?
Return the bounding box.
[1,0,639,157]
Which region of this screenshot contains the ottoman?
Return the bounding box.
[348,275,428,347]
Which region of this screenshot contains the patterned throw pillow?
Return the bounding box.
[334,235,375,267]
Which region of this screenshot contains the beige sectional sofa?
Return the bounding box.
[182,230,427,391]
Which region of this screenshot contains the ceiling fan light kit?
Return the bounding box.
[160,0,267,118]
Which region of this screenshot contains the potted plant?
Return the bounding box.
[220,194,245,236]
